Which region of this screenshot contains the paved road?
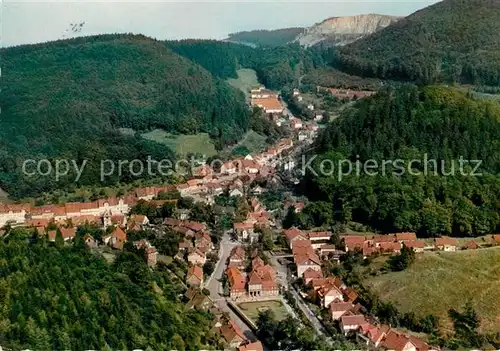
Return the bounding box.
[289,286,333,343]
[206,232,257,341]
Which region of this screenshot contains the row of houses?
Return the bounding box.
[174,138,294,201]
[31,216,158,266]
[302,273,433,350]
[0,186,177,229]
[185,289,264,351]
[163,217,214,270]
[232,198,274,243]
[343,233,500,257]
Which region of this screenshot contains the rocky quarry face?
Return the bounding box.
[295,14,401,47]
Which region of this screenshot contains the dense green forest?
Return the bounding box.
[0,229,216,350]
[335,0,500,86]
[226,28,305,47]
[167,40,327,89]
[302,67,382,90]
[0,34,249,198]
[301,85,500,237]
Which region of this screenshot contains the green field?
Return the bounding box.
[227,68,260,98]
[141,129,217,157]
[237,300,290,324]
[367,247,500,333]
[235,130,268,153]
[0,188,10,202]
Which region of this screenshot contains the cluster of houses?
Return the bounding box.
[183,287,264,351]
[0,186,179,229]
[294,257,434,350]
[162,217,213,269]
[342,232,500,257]
[308,274,433,350]
[174,138,295,202]
[282,227,500,350]
[249,86,320,142]
[232,197,274,243]
[225,247,279,299]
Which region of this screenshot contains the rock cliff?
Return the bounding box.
[295,14,401,47]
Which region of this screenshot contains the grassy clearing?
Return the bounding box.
[235,130,268,153]
[141,129,217,157]
[237,300,290,323]
[227,68,260,99]
[367,247,500,333]
[0,188,10,203]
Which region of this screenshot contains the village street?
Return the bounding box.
[205,232,257,341]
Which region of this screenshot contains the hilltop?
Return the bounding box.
[303,85,500,237]
[225,28,305,47]
[0,34,249,199]
[335,0,500,85]
[296,14,401,47]
[225,14,399,48]
[368,248,500,333]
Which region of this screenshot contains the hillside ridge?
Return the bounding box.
[295,13,401,47]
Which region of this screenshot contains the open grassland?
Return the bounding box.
[235,130,268,153]
[237,300,290,324]
[141,129,217,157]
[0,188,10,203]
[367,247,500,333]
[227,68,260,99]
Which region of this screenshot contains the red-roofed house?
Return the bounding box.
[317,280,344,308]
[186,265,204,287]
[104,226,127,250]
[464,240,479,250]
[330,301,354,320]
[340,315,367,335]
[233,222,254,241]
[188,248,206,266]
[434,236,458,251]
[379,241,402,254]
[228,246,246,269]
[395,232,417,242]
[226,267,246,299]
[293,245,321,277]
[381,330,421,351]
[284,227,308,249]
[358,324,390,348]
[220,319,247,348]
[303,267,323,285]
[47,227,76,242]
[238,341,263,351]
[248,260,279,297]
[342,235,366,252]
[184,221,206,233]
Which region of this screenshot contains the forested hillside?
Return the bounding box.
[226,28,305,47]
[335,0,500,86]
[0,34,249,198]
[167,40,327,90]
[302,86,500,237]
[0,230,215,350]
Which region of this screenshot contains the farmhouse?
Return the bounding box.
[434,236,458,251]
